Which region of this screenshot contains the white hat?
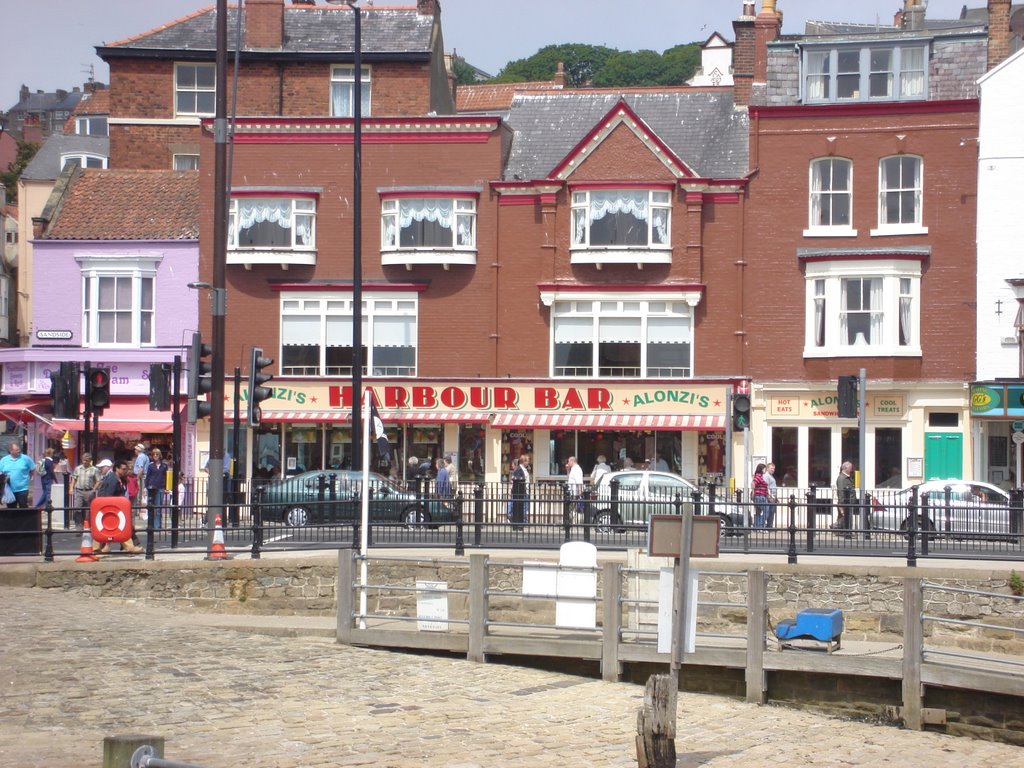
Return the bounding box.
[96,459,113,468]
[135,443,146,451]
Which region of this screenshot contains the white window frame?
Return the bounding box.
[806,157,855,237]
[380,195,478,268]
[174,62,216,117]
[60,153,108,170]
[872,155,928,236]
[803,259,921,358]
[330,65,372,117]
[541,291,700,379]
[280,292,417,377]
[802,44,928,104]
[75,116,108,137]
[173,154,200,171]
[0,274,9,340]
[228,196,316,252]
[570,188,672,250]
[81,270,156,348]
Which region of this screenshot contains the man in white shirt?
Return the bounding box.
[566,456,585,517]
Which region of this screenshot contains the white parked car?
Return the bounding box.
[871,480,1016,537]
[588,470,742,535]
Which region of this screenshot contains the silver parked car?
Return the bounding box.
[871,479,1016,537]
[589,470,742,535]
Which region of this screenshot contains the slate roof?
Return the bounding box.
[98,5,433,57]
[4,88,84,115]
[20,134,109,181]
[502,91,749,182]
[42,169,199,241]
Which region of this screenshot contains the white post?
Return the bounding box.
[359,391,372,629]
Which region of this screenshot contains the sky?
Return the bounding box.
[1,0,984,107]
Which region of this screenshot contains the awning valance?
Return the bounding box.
[0,398,54,426]
[260,410,487,424]
[52,399,180,435]
[489,413,725,430]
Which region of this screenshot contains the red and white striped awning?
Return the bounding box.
[489,412,725,430]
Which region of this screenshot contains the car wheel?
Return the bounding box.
[285,506,310,527]
[592,510,620,534]
[717,514,733,538]
[403,507,427,529]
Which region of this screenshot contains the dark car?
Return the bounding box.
[256,469,460,528]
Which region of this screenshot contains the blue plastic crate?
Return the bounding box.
[775,608,843,643]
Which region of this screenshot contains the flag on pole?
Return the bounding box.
[369,398,391,462]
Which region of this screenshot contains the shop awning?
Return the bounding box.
[0,398,55,425]
[260,410,487,424]
[490,412,726,430]
[52,399,180,434]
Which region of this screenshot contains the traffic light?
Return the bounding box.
[187,332,213,423]
[838,375,859,419]
[247,347,274,428]
[87,367,111,411]
[732,393,751,431]
[148,363,171,411]
[50,362,81,419]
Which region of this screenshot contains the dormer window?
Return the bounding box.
[803,45,927,103]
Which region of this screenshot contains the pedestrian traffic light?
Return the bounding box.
[838,375,859,419]
[187,332,213,423]
[148,363,171,411]
[732,393,751,431]
[247,346,274,428]
[87,367,111,411]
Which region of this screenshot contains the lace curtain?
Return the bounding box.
[237,200,311,244]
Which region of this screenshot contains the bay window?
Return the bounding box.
[229,197,315,251]
[570,189,671,248]
[381,197,476,250]
[803,258,921,357]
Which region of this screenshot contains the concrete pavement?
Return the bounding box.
[1,586,1021,767]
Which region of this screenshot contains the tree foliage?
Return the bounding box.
[451,56,480,86]
[490,42,702,88]
[1,139,41,206]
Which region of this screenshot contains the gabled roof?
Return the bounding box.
[502,91,748,182]
[98,5,433,59]
[20,134,109,181]
[41,169,199,241]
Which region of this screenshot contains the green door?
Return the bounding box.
[924,432,963,480]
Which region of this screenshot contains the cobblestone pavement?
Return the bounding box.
[0,587,1021,768]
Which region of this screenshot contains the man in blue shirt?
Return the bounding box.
[0,441,35,509]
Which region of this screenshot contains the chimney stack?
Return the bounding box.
[752,0,782,101]
[417,0,437,16]
[245,0,284,50]
[553,62,566,87]
[732,1,757,106]
[902,0,925,31]
[988,0,1012,69]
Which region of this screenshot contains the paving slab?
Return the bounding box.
[0,586,1021,767]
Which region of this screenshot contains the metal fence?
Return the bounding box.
[2,476,1023,563]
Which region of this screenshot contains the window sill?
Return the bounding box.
[381,249,477,270]
[803,346,922,358]
[227,249,317,269]
[569,247,672,270]
[870,225,929,237]
[802,227,858,238]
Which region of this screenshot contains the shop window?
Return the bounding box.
[807,427,832,487]
[874,427,903,488]
[501,430,533,483]
[253,428,282,481]
[770,427,798,488]
[285,425,324,475]
[458,424,487,483]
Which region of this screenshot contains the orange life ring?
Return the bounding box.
[90,496,134,543]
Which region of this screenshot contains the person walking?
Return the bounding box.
[131,443,149,513]
[0,441,35,509]
[434,457,451,499]
[145,448,169,529]
[590,455,611,488]
[566,455,585,516]
[69,452,100,526]
[752,463,769,529]
[834,461,855,534]
[443,456,459,496]
[94,459,143,554]
[509,454,531,530]
[764,462,779,528]
[34,447,57,509]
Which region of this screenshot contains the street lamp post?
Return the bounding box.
[328,0,363,468]
[208,0,229,535]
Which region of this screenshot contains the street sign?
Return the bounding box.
[1012,420,1024,432]
[1013,432,1024,445]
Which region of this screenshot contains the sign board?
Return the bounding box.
[1013,420,1024,432]
[415,580,449,632]
[647,515,721,559]
[1013,432,1024,446]
[657,568,697,654]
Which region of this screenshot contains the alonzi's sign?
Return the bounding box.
[35,329,73,340]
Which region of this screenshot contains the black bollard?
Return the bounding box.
[805,490,816,553]
[787,493,798,565]
[454,491,465,556]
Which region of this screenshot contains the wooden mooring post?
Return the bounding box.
[635,673,677,768]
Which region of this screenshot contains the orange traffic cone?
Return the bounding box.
[206,513,230,560]
[75,517,100,563]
